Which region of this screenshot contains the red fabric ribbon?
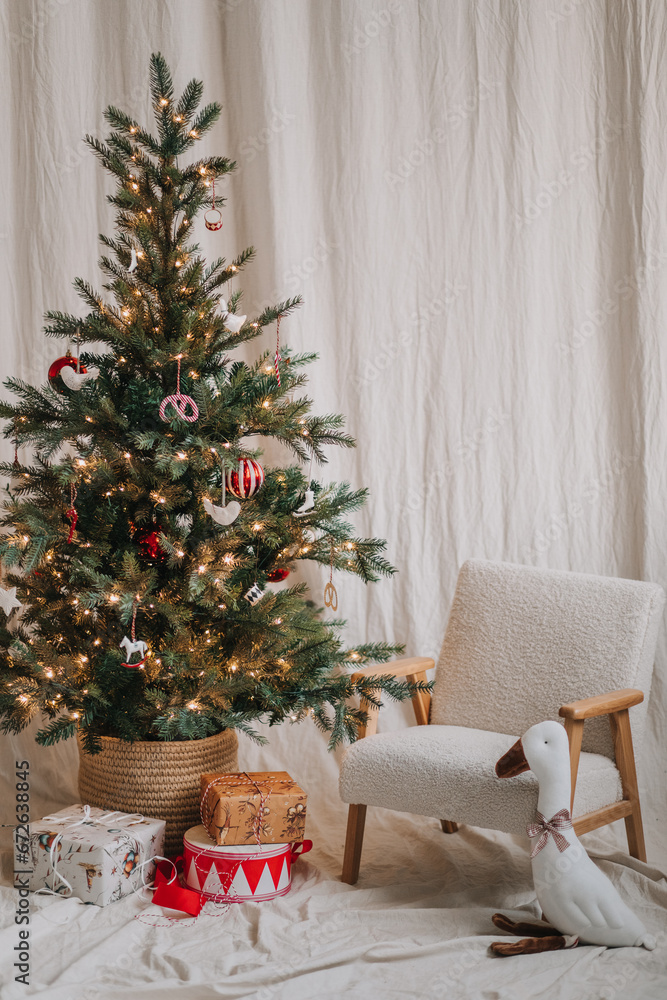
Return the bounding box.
[527,808,573,858]
[152,858,204,917]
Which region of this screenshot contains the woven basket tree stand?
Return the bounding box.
[77,729,239,855]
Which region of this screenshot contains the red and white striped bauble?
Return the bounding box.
[226,458,265,499]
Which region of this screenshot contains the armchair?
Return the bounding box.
[340,560,665,884]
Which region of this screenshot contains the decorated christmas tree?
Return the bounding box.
[0,54,424,755]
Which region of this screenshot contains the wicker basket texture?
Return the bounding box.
[77,729,239,855]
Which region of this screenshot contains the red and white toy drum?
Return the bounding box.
[183,825,312,903]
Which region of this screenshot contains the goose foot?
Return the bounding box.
[490,934,579,957]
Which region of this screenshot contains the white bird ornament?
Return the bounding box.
[493,720,656,954]
[60,365,100,391]
[203,461,241,526]
[220,300,246,334]
[203,497,241,526]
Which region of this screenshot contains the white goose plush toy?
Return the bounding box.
[493,720,656,955]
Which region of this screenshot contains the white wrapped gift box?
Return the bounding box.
[14,804,165,907]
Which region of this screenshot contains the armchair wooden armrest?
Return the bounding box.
[559,688,644,720]
[558,688,646,861]
[351,657,435,737]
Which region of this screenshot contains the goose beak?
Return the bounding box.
[495,738,530,778]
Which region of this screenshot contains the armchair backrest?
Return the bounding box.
[430,560,665,758]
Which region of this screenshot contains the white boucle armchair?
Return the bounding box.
[339,560,665,884]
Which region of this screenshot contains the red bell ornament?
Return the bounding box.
[226,459,265,500]
[267,568,290,582]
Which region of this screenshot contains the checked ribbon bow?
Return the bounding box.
[527,808,573,859]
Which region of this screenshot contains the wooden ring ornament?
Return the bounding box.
[324,581,338,610]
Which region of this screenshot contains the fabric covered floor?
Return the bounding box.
[1,725,666,1000]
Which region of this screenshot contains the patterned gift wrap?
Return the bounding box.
[14,804,165,906]
[183,824,312,902]
[200,770,307,846]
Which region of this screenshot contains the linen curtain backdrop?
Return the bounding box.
[1,0,666,869]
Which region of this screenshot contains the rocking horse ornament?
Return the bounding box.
[120,636,148,669]
[120,605,148,669]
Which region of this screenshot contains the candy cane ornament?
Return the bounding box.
[159,356,199,423]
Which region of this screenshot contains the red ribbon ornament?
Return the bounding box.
[66,484,78,543]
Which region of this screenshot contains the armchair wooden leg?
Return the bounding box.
[440,820,458,834]
[342,804,367,884]
[609,708,647,863]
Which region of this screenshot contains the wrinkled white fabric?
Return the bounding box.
[1,1,667,997]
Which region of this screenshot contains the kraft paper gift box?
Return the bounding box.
[200,771,307,846]
[14,804,165,906]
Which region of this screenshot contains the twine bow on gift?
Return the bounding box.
[527,808,573,858]
[200,772,297,848]
[42,805,145,829]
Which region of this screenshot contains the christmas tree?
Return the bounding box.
[0,54,425,754]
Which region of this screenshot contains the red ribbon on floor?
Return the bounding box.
[152,857,204,916]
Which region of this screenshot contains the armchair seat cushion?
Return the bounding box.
[339,725,623,836]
